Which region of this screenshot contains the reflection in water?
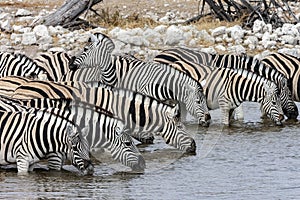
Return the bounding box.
[0,102,300,199]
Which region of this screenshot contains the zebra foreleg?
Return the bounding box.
[131,132,154,144]
[219,99,232,126]
[233,104,244,120]
[16,154,30,174]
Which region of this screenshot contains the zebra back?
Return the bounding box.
[0,52,49,79]
[0,76,31,97]
[11,79,82,100]
[34,51,72,81]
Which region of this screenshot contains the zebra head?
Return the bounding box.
[67,125,94,175]
[110,124,145,171]
[278,79,298,119]
[69,33,115,70]
[261,81,285,125]
[185,83,211,127]
[165,104,196,154]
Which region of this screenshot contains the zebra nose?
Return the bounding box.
[84,159,93,169]
[278,114,284,122]
[69,56,78,70]
[205,113,211,121]
[184,139,196,155]
[82,160,94,175]
[132,155,146,171]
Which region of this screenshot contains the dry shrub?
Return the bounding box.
[88,8,159,29]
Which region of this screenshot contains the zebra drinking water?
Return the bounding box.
[0,107,93,175]
[2,77,196,154]
[0,96,146,171]
[154,47,298,119]
[204,67,284,125]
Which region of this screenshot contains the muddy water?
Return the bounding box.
[1,102,300,199]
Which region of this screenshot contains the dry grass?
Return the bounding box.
[0,1,62,9]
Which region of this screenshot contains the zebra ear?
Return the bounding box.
[167,103,181,120]
[185,84,196,93]
[66,125,76,137]
[263,81,276,97]
[89,34,99,43]
[80,126,90,138]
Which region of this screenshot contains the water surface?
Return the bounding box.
[1,102,299,199]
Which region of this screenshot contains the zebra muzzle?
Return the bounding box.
[132,155,146,171]
[199,113,211,127]
[82,160,94,175]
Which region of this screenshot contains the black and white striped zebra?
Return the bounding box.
[154,47,298,119]
[0,107,93,174]
[33,51,72,81]
[204,67,284,125]
[115,59,211,126]
[2,77,196,154]
[261,52,300,102]
[0,52,49,80]
[0,95,146,171]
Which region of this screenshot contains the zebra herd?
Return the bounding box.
[0,32,299,175]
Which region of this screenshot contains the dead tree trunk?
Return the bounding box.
[33,0,103,28]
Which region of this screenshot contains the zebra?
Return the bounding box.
[0,107,93,175]
[204,67,284,125]
[4,78,196,154]
[0,52,49,80]
[153,47,298,119]
[33,51,73,81]
[261,52,300,102]
[116,59,211,126]
[0,95,146,171]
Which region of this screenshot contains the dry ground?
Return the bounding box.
[1,0,237,30]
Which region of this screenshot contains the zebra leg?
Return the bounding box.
[219,99,231,126]
[131,132,154,144]
[234,104,244,120]
[46,152,66,170]
[16,154,30,174]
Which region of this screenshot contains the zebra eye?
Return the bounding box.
[83,46,89,51]
[124,141,131,146]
